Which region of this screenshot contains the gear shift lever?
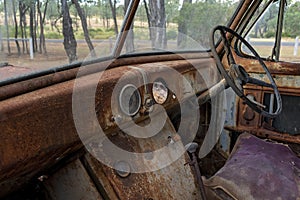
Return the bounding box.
[185,142,207,200]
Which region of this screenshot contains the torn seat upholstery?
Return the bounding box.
[204,133,300,200]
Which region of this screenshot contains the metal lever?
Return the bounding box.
[185,143,207,200]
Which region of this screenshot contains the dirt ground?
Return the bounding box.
[2,41,114,70]
[1,38,300,82]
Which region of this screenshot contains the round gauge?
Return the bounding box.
[152,80,168,104]
[119,84,141,116]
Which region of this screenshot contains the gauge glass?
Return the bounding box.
[119,84,141,116]
[152,81,168,104]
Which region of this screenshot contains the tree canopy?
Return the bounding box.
[1,0,300,63]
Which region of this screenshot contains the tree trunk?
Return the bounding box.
[148,0,167,49]
[124,0,134,53]
[62,0,77,63]
[37,0,49,54]
[34,3,38,52]
[72,0,96,57]
[4,0,11,54]
[23,12,29,54]
[12,0,21,56]
[177,0,192,48]
[143,0,152,41]
[54,15,63,34]
[19,1,26,54]
[254,24,258,38]
[42,0,49,54]
[109,0,118,35]
[30,1,37,53]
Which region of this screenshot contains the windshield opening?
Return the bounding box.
[119,0,240,55]
[0,0,240,83]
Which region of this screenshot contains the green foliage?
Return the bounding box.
[284,2,300,38]
[249,1,300,39]
[78,28,115,39]
[46,0,61,20]
[167,29,177,40]
[44,32,63,39]
[252,2,278,38]
[178,1,238,47]
[281,32,291,38]
[136,2,148,23]
[165,0,180,24]
[264,31,275,38]
[0,1,3,12]
[133,27,149,40]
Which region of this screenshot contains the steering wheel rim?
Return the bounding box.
[210,25,282,118]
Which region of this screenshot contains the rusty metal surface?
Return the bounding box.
[234,83,300,144]
[0,79,82,197]
[223,42,300,143]
[0,53,209,101]
[231,51,300,75]
[0,56,215,197]
[225,126,300,144]
[229,0,253,30]
[83,154,119,200]
[43,159,103,200]
[248,73,300,90]
[113,0,140,57]
[85,118,201,200]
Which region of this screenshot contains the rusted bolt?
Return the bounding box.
[167,135,175,145]
[185,142,198,154]
[114,160,131,178]
[112,115,122,123]
[145,98,154,112]
[144,150,154,160]
[37,175,48,182]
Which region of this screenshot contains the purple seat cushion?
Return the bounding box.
[204,133,300,200]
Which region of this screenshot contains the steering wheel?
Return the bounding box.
[210,25,282,118]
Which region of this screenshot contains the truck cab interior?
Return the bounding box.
[0,0,299,199]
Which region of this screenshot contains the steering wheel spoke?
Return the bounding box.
[246,94,267,109]
[220,30,236,65]
[210,25,282,118]
[247,77,273,88]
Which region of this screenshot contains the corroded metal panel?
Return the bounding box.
[235,84,300,143]
[227,51,300,143]
[84,154,119,200]
[43,159,103,200]
[0,57,216,197]
[0,81,82,197]
[84,118,201,200]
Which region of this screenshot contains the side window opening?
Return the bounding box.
[242,0,300,63]
[241,1,279,60]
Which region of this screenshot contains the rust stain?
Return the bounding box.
[0,55,212,197]
[235,84,300,145]
[225,126,300,144]
[88,128,199,200]
[0,54,209,101]
[232,52,300,75]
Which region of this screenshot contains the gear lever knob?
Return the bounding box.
[185,142,199,154]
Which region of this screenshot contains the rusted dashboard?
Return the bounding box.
[0,54,218,197]
[228,55,300,144]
